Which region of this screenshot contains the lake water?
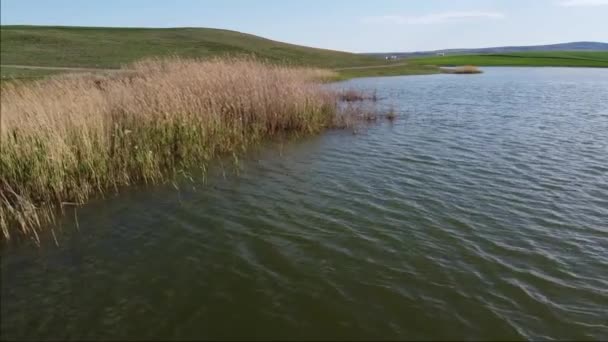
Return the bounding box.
[2,68,608,340]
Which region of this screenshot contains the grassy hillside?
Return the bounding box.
[0,25,384,70]
[409,51,608,67]
[3,26,605,82]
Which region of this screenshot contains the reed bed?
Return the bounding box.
[0,58,341,242]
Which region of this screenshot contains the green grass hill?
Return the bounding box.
[2,26,607,81]
[0,25,383,71]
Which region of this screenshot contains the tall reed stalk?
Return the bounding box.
[0,58,340,242]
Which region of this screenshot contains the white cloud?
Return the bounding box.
[558,0,608,6]
[362,11,505,25]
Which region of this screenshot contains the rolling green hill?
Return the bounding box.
[0,25,385,78]
[409,51,608,67]
[2,26,607,82]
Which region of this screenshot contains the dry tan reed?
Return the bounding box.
[0,58,340,242]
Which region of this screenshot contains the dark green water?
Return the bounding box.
[2,68,608,340]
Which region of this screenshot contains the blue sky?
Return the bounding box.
[1,0,607,52]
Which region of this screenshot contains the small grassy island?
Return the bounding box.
[441,65,483,74]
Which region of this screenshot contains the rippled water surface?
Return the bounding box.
[2,68,608,340]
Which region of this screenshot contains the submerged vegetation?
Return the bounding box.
[339,89,378,102]
[0,58,351,242]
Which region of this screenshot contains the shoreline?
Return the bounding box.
[3,62,608,83]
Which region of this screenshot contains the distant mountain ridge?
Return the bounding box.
[363,42,608,58]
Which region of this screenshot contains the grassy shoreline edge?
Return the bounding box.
[5,56,608,82]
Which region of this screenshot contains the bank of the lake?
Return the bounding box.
[409,51,608,68]
[335,52,608,79]
[2,67,607,340]
[5,52,608,82]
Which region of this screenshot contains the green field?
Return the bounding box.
[2,26,607,81]
[0,25,441,80]
[409,51,608,67]
[335,64,441,79]
[0,25,383,68]
[330,51,608,78]
[0,66,67,79]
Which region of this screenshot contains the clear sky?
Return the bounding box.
[1,0,607,52]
